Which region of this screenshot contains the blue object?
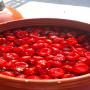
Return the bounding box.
[0,0,3,2]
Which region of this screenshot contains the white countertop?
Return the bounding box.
[16,1,90,24]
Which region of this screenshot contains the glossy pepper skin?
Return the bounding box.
[0,27,89,79]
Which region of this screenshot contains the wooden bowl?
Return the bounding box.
[0,18,90,90]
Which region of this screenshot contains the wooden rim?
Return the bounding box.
[0,18,89,83]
